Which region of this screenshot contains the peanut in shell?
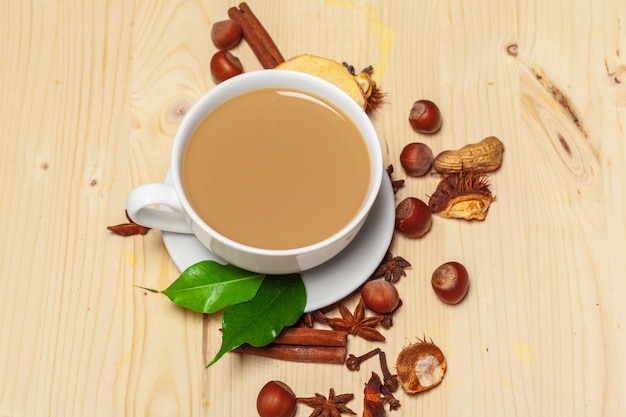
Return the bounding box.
[433,136,504,174]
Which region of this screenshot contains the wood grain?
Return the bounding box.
[1,1,625,416]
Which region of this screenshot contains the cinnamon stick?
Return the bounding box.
[228,2,284,68]
[239,3,284,64]
[232,328,348,364]
[233,344,347,364]
[273,327,348,347]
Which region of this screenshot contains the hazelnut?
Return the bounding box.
[431,261,469,304]
[409,99,442,134]
[395,197,432,238]
[211,19,243,50]
[210,50,243,84]
[399,142,434,176]
[256,381,297,417]
[361,281,400,314]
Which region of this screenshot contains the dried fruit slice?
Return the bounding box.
[275,54,382,113]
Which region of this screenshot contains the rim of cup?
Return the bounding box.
[171,69,383,258]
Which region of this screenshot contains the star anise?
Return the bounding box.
[327,298,385,341]
[107,210,150,236]
[381,298,403,329]
[363,373,386,417]
[297,388,356,417]
[370,251,411,283]
[386,164,405,194]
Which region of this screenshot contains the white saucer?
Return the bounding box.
[161,171,395,312]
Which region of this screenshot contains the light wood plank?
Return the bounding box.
[1,0,625,415]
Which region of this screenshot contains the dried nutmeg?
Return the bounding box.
[396,338,446,394]
[428,171,495,220]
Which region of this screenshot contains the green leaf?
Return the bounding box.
[161,261,266,314]
[206,274,306,367]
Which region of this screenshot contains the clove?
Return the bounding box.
[378,351,399,392]
[380,384,401,411]
[345,347,381,371]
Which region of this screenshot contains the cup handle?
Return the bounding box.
[126,183,194,234]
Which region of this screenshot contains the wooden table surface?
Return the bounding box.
[2,1,626,416]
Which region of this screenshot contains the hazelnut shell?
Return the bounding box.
[396,340,446,394]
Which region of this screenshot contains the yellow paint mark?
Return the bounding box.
[325,0,395,82]
[514,266,526,294]
[512,340,536,364]
[125,251,137,265]
[499,376,515,390]
[160,250,173,277]
[118,322,146,366]
[161,261,171,275]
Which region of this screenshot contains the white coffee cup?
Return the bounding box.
[127,70,383,274]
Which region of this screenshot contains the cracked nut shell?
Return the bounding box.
[396,339,446,394]
[429,171,495,220]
